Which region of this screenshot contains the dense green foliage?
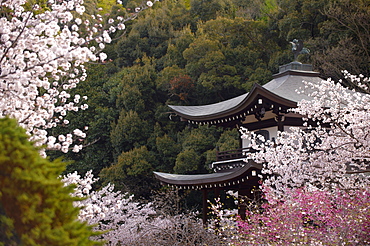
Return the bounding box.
[0,118,99,245]
[49,0,370,199]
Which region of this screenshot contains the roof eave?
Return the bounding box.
[168,84,297,122]
[153,162,262,186]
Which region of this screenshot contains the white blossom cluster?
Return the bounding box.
[208,197,237,232]
[62,171,159,245]
[241,74,370,199]
[343,70,370,92]
[0,0,155,156]
[62,171,221,245]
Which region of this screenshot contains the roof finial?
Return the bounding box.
[289,39,310,61]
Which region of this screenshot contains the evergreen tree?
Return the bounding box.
[0,118,99,245]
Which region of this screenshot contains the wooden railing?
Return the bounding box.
[216,147,252,161]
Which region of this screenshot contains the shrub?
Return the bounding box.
[0,118,99,245]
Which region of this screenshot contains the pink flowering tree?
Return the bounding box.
[0,0,156,156]
[236,188,370,245]
[208,187,369,245]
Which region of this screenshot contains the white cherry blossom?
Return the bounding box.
[242,74,370,199]
[0,0,156,156]
[62,171,157,245]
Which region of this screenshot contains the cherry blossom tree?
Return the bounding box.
[62,171,156,245]
[241,73,370,199]
[0,2,221,245]
[203,73,370,244]
[62,171,221,245]
[0,0,156,156]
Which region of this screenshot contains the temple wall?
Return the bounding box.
[241,126,278,148]
[241,125,307,148]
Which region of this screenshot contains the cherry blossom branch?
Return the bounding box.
[0,0,157,156]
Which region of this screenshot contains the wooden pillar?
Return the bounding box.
[238,187,248,220]
[202,189,208,225]
[276,114,285,132]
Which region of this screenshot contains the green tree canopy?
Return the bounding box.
[47,0,370,207]
[174,148,201,174]
[100,146,157,198]
[110,110,151,159]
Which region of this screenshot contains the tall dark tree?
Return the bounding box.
[310,0,370,81]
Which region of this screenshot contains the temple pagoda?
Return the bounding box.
[154,60,323,224]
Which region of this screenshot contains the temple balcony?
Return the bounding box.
[210,147,254,173]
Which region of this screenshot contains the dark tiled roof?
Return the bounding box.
[168,63,322,120]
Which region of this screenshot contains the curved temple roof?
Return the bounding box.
[169,92,249,118]
[154,162,262,188]
[157,62,322,189]
[168,63,322,121]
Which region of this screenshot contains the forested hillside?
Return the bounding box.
[49,0,370,199]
